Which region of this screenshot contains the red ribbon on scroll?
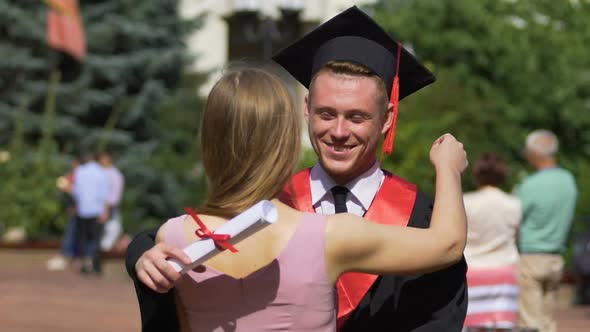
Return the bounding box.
[184,207,238,253]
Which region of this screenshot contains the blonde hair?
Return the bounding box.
[197,67,301,218]
[308,61,389,111]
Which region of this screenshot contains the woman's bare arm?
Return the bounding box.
[325,133,468,283]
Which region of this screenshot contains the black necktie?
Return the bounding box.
[331,186,349,214]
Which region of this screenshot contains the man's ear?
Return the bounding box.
[381,103,394,135]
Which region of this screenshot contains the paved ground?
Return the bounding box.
[1,249,589,331]
[1,249,140,332]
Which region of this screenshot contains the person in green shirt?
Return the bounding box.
[516,129,578,332]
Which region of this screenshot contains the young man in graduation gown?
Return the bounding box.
[273,6,467,331]
[125,6,467,332]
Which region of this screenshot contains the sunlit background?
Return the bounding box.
[1,0,589,330]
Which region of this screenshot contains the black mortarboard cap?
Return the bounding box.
[272,5,436,157]
[272,5,435,101]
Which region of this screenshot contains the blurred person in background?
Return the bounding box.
[516,129,578,332]
[98,150,124,253]
[47,157,82,271]
[73,151,111,275]
[573,216,590,305]
[462,152,521,329]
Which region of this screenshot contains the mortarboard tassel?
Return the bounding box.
[380,42,402,161]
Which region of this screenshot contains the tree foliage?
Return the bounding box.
[0,0,206,238]
[370,0,590,244]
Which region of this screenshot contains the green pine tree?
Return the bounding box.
[0,0,207,238]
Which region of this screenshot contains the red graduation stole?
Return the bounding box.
[280,168,418,330]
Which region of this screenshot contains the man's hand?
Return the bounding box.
[135,242,192,293]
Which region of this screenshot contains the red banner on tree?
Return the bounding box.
[46,0,86,61]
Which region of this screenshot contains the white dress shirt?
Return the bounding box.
[309,161,384,216]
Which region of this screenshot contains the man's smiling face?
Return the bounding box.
[305,70,392,184]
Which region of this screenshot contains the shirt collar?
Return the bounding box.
[309,161,383,210]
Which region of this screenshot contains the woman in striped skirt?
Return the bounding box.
[463,153,522,329]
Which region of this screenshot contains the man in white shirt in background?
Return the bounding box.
[73,151,110,274]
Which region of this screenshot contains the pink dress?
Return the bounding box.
[163,213,337,332]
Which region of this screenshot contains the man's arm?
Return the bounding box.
[341,192,468,332]
[126,229,180,332]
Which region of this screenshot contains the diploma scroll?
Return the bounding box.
[167,200,278,274]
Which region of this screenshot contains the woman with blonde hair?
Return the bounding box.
[155,67,468,332]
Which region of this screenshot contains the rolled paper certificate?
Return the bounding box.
[167,200,278,274]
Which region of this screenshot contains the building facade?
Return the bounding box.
[180,0,376,146]
[180,0,376,92]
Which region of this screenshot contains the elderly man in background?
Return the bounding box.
[516,129,578,332]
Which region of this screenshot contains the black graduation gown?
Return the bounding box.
[125,229,179,332]
[340,191,468,332]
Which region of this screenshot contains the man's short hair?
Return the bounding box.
[308,60,389,112]
[526,129,559,157]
